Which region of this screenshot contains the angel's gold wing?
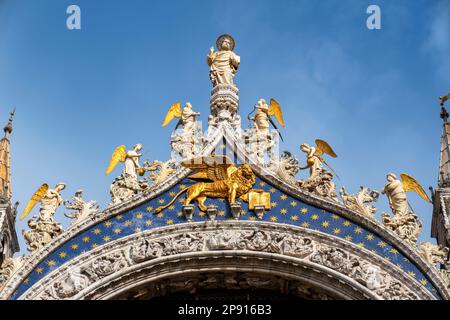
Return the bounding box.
[105,145,127,175]
[400,173,432,203]
[182,156,236,181]
[268,99,285,128]
[20,183,49,221]
[162,102,182,127]
[315,139,337,158]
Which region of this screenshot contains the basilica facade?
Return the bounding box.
[1,35,450,300]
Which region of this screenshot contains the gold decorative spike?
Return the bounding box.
[400,173,432,203]
[105,145,127,175]
[268,98,285,127]
[20,183,49,221]
[162,102,182,127]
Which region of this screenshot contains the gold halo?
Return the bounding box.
[216,34,235,51]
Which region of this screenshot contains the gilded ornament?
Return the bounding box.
[154,156,257,213]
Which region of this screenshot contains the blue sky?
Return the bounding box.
[0,0,448,253]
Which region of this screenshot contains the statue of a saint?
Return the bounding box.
[39,183,66,222]
[20,183,66,223]
[124,144,143,178]
[250,99,271,134]
[180,102,200,137]
[207,34,240,87]
[105,144,143,179]
[381,173,408,215]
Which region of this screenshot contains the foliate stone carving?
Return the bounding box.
[0,256,24,289]
[418,242,448,267]
[29,227,426,300]
[40,252,128,300]
[243,129,279,165]
[310,244,417,299]
[373,274,417,300]
[64,190,99,226]
[269,151,300,186]
[129,234,205,264]
[282,234,315,258]
[109,173,149,206]
[22,217,63,252]
[83,251,129,281]
[205,229,241,250]
[438,269,450,287]
[340,186,380,219]
[129,239,165,263]
[41,267,90,300]
[142,159,178,187]
[298,168,338,202]
[381,211,422,247]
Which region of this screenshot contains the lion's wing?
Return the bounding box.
[182,156,236,181]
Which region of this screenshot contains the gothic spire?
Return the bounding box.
[438,94,450,188]
[0,109,15,201]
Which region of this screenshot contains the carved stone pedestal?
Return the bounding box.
[182,205,195,222]
[207,205,217,221]
[208,84,241,132]
[253,205,266,219]
[230,203,242,220]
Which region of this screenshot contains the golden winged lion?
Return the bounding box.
[154,156,256,213]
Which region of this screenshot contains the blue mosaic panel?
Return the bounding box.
[10,177,441,299]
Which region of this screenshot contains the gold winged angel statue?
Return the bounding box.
[154,156,257,213]
[248,98,285,140]
[162,102,200,158]
[299,139,338,180]
[105,144,144,178]
[381,173,431,216]
[162,102,199,134]
[20,183,66,223]
[381,173,431,245]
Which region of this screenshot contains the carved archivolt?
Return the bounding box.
[17,223,433,300]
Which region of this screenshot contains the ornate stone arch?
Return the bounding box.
[17,222,434,300]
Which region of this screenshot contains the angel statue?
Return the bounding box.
[299,139,338,181]
[381,173,431,246]
[20,183,66,252]
[162,102,199,135]
[20,183,66,223]
[105,144,144,179]
[162,102,200,158]
[106,144,149,205]
[381,173,431,216]
[207,34,240,87]
[248,98,285,139]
